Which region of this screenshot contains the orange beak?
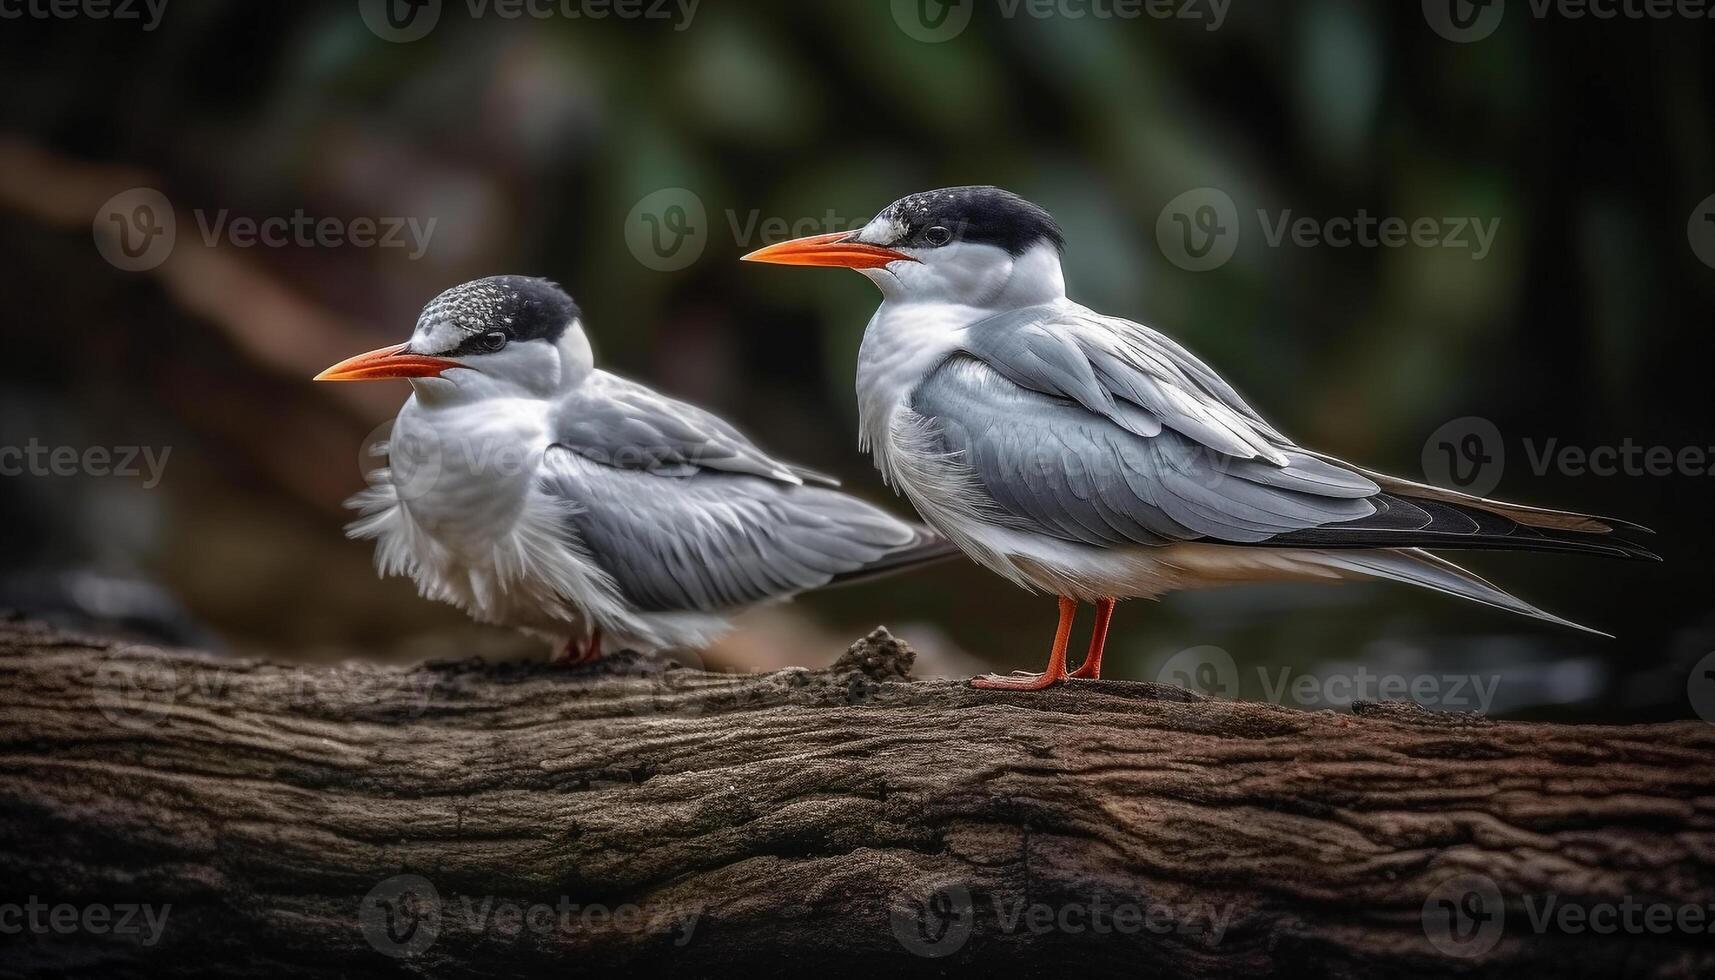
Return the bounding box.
[313,343,462,382]
[741,231,917,269]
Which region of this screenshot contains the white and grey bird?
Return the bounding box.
[315,275,952,661]
[744,186,1656,690]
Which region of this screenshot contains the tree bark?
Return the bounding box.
[0,617,1711,978]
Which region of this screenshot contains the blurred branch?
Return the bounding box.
[2,619,1711,976]
[0,136,397,421]
[0,137,408,511]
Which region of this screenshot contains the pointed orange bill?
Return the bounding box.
[313,343,461,382]
[741,231,916,269]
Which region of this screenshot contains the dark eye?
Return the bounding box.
[924,225,953,246]
[480,331,507,352]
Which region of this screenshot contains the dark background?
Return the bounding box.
[0,0,1708,721]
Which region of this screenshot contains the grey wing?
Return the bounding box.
[961,303,1298,465]
[542,449,938,612]
[939,306,1653,558]
[553,372,836,486]
[909,354,1378,547]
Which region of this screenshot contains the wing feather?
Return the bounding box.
[922,302,1650,560]
[910,355,1376,548]
[541,448,939,613]
[553,372,836,486]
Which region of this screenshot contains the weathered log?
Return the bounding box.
[0,617,1711,978]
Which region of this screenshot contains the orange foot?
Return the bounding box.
[969,596,1077,691]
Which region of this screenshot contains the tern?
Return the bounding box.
[744,186,1656,690]
[315,276,952,661]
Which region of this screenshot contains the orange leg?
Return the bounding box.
[1069,597,1116,679]
[970,596,1077,691]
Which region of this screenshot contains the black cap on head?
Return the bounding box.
[872,186,1065,256]
[418,276,580,350]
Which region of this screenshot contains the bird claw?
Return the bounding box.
[969,670,1066,691]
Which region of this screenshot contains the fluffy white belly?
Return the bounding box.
[345,400,740,652]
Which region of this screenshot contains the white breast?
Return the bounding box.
[346,395,617,641]
[855,300,973,474]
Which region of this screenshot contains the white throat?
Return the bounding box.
[854,241,1069,467]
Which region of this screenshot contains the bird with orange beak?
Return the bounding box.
[744,186,1654,690]
[317,275,952,660]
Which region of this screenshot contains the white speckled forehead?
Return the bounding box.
[855,212,909,245]
[409,275,584,355]
[417,279,519,338]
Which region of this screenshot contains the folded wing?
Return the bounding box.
[554,373,836,486]
[547,375,947,613]
[926,303,1653,559]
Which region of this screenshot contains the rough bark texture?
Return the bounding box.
[1,617,1712,978]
